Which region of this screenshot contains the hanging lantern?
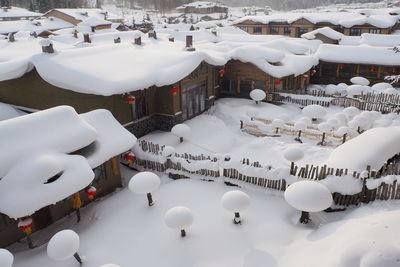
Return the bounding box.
[84,186,97,200]
[303,74,309,79]
[170,87,179,96]
[311,69,317,76]
[127,95,136,104]
[339,64,344,69]
[274,80,281,86]
[123,151,136,163]
[370,65,376,72]
[218,68,225,78]
[18,217,33,235]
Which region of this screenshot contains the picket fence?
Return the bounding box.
[129,140,400,209]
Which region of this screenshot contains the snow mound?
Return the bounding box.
[284,181,332,212]
[0,249,13,267]
[250,89,266,102]
[221,190,251,212]
[171,124,191,139]
[47,230,80,261]
[164,206,194,230]
[128,172,161,194]
[283,148,304,162]
[302,105,327,119]
[350,77,370,86]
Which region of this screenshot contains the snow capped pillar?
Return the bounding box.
[186,35,195,52]
[148,30,157,39]
[39,39,54,54]
[83,33,91,43]
[211,28,217,36]
[114,35,121,44]
[7,32,15,42]
[133,32,141,45]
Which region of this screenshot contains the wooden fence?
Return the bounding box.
[130,140,400,208]
[272,91,400,114]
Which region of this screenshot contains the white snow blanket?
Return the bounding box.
[0,106,136,218]
[325,127,400,172]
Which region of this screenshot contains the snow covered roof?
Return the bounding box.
[0,17,73,35]
[325,127,400,172]
[360,33,400,47]
[301,27,343,41]
[233,12,398,28]
[0,106,136,219]
[0,6,41,19]
[47,8,122,22]
[316,44,400,66]
[177,1,227,10]
[78,17,112,27]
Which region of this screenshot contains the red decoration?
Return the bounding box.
[339,64,344,69]
[170,87,179,96]
[18,217,33,234]
[127,95,136,104]
[274,80,281,86]
[370,66,376,72]
[218,68,225,78]
[123,151,136,163]
[84,186,97,200]
[311,69,317,76]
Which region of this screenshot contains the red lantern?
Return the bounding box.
[218,68,225,77]
[339,64,344,69]
[170,87,179,96]
[370,65,376,72]
[84,186,97,200]
[18,217,33,235]
[123,151,136,163]
[127,95,136,104]
[274,80,281,86]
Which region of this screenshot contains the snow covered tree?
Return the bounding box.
[47,230,82,265]
[317,122,332,146]
[302,105,327,122]
[171,124,191,143]
[221,190,250,224]
[129,172,161,206]
[283,147,304,175]
[0,249,13,267]
[284,181,332,224]
[164,206,194,237]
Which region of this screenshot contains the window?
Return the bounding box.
[132,96,147,121]
[269,26,279,34]
[349,28,362,36]
[253,26,262,34]
[296,27,308,37]
[284,26,291,35]
[254,80,265,90]
[239,26,248,32]
[369,28,381,34]
[221,79,237,94]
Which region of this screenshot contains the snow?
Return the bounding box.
[161,146,176,158]
[325,127,400,172]
[78,17,112,27]
[177,1,227,9]
[351,76,370,86]
[128,172,161,194]
[0,102,25,121]
[164,206,194,230]
[47,230,80,261]
[250,89,266,102]
[0,106,136,219]
[360,33,400,47]
[221,190,251,212]
[318,122,332,133]
[321,175,363,195]
[302,104,327,119]
[171,124,191,141]
[0,249,13,267]
[301,27,343,41]
[0,17,74,35]
[48,9,123,23]
[284,181,333,212]
[283,147,304,162]
[0,6,41,19]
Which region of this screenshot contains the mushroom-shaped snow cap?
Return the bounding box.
[164,206,194,230]
[284,181,332,212]
[278,113,290,122]
[318,122,332,133]
[171,124,191,139]
[336,126,352,135]
[283,147,304,162]
[371,82,392,92]
[350,76,370,86]
[39,39,52,46]
[294,121,306,131]
[271,119,284,128]
[162,146,175,157]
[129,172,160,194]
[250,89,266,102]
[302,105,327,119]
[221,190,250,212]
[47,230,80,261]
[343,106,360,118]
[0,249,13,267]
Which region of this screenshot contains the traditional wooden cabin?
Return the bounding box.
[0,106,136,248]
[301,27,342,44]
[176,1,228,14]
[312,44,400,84]
[0,37,220,138]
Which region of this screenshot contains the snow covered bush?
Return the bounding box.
[162,146,176,158]
[129,172,161,207]
[249,89,266,104]
[164,206,194,237]
[0,249,13,267]
[284,181,332,224]
[350,76,370,86]
[221,190,251,224]
[47,230,82,264]
[318,122,332,146]
[171,124,191,143]
[302,105,327,122]
[294,121,306,142]
[283,147,304,175]
[271,119,284,134]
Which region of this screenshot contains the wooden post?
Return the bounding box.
[186,35,195,51]
[181,229,186,237]
[342,133,347,144]
[147,192,154,206]
[134,36,141,45]
[300,211,310,224]
[233,212,241,224]
[168,36,175,42]
[73,252,83,265]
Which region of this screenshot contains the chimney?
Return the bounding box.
[73,30,78,38]
[148,30,157,39]
[83,33,91,43]
[186,35,195,51]
[211,28,217,36]
[134,36,141,45]
[2,7,8,12]
[8,32,15,42]
[114,35,121,43]
[168,36,174,42]
[40,39,54,54]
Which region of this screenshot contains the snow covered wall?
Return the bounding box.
[0,106,136,219]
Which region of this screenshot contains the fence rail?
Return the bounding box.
[130,140,400,209]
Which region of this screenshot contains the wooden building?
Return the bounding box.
[176,1,228,14]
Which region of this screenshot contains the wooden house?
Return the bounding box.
[176,1,228,14]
